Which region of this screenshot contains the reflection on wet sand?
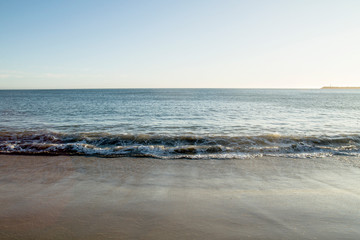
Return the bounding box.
[0,155,360,239]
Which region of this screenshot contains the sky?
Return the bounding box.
[0,0,360,89]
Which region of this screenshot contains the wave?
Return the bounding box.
[0,131,359,159]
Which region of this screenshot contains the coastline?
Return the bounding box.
[1,155,360,239]
[321,86,360,89]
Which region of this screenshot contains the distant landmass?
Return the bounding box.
[321,86,360,89]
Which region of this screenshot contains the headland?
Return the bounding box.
[321,86,360,89]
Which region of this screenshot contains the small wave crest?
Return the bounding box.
[0,131,359,159]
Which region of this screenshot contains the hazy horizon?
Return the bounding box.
[1,86,354,91]
[1,0,360,89]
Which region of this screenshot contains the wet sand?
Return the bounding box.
[0,155,360,240]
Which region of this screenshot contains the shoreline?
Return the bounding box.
[1,155,360,239]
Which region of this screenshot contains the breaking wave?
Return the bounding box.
[0,131,359,159]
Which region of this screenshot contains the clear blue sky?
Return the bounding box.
[1,0,359,89]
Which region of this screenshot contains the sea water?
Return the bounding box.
[1,89,359,158]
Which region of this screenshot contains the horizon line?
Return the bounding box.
[0,87,324,91]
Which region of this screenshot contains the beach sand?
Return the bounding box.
[0,155,359,240]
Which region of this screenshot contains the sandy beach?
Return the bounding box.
[0,155,359,240]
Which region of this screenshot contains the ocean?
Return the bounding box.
[0,88,359,159]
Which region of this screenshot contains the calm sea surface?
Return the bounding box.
[1,89,359,158]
